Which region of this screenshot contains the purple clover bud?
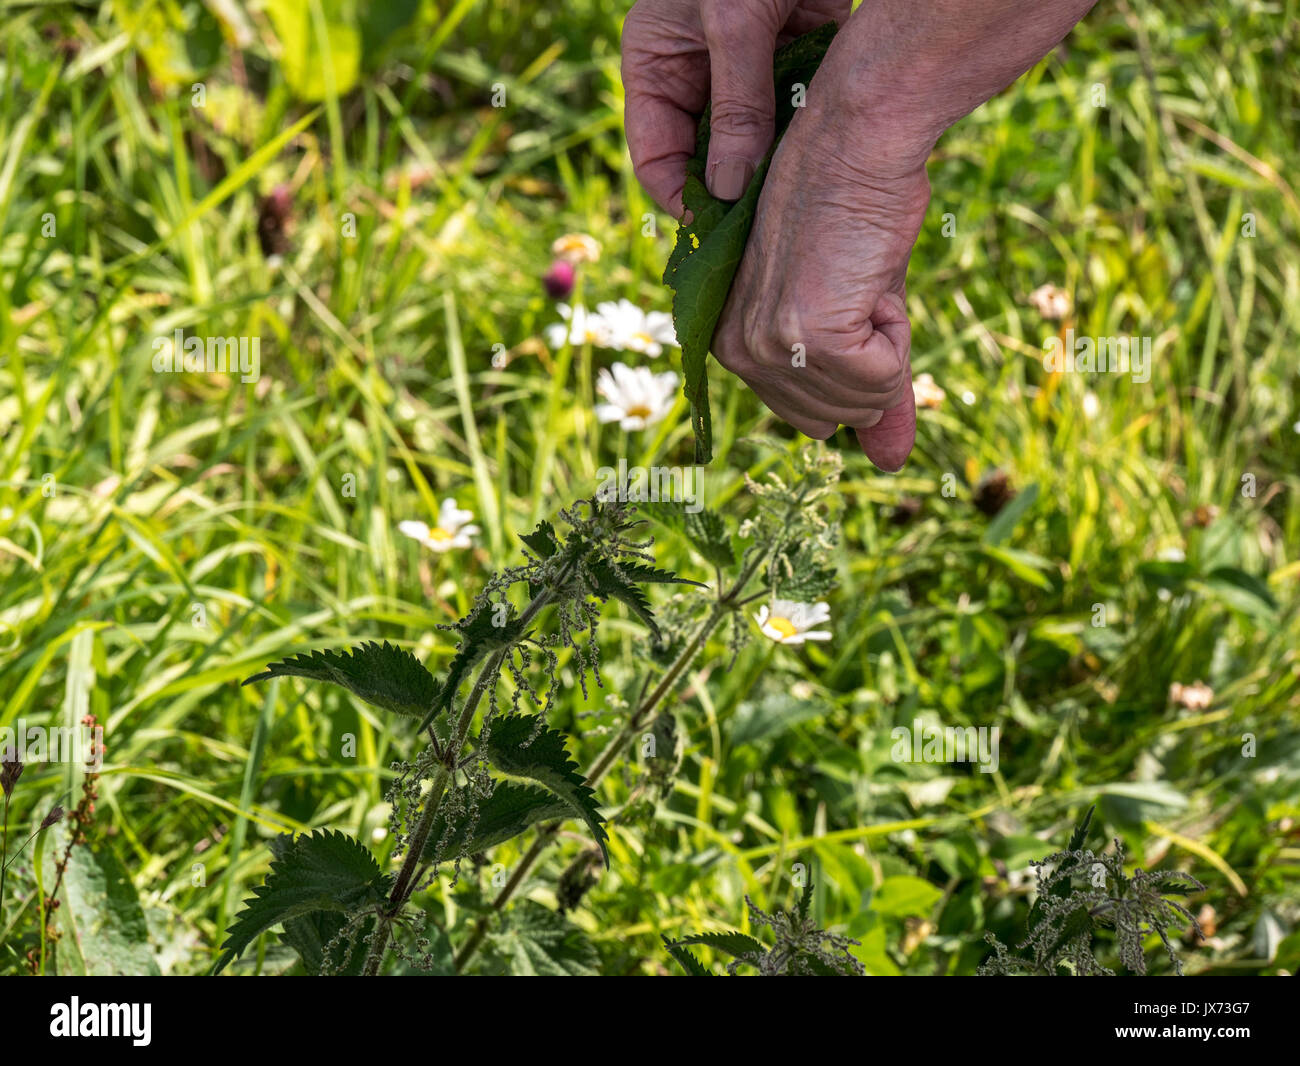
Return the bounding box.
[543,259,576,301]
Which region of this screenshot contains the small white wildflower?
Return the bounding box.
[1082,391,1100,419]
[961,390,976,405]
[754,599,832,645]
[398,498,480,553]
[544,303,610,350]
[595,299,678,357]
[594,362,678,430]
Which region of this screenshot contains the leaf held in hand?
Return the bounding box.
[663,22,839,464]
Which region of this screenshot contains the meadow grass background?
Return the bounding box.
[0,0,1297,974]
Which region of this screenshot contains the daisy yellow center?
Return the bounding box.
[428,527,454,541]
[633,331,654,346]
[625,403,653,418]
[768,617,798,639]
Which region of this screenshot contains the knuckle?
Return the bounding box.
[706,98,773,139]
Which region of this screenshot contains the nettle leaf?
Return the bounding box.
[420,605,528,731]
[214,830,390,975]
[617,561,706,588]
[423,781,569,864]
[519,519,559,559]
[588,558,663,640]
[484,714,609,866]
[280,909,377,976]
[663,936,712,976]
[1066,804,1097,854]
[244,641,436,720]
[485,901,600,976]
[686,509,737,569]
[679,930,765,959]
[643,503,736,569]
[663,22,839,464]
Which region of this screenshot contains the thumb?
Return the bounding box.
[700,3,790,200]
[854,358,916,472]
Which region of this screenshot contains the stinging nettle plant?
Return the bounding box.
[664,881,865,977]
[979,806,1206,977]
[217,447,845,975]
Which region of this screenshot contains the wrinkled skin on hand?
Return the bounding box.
[623,0,850,213]
[623,0,926,470]
[713,118,931,471]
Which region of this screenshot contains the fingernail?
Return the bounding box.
[708,158,755,201]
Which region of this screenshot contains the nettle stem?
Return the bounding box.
[362,563,574,975]
[453,539,776,972]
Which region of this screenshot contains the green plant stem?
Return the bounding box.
[361,561,576,976]
[1,796,9,906]
[453,538,776,972]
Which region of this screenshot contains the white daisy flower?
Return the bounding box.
[754,600,832,645]
[398,498,480,553]
[544,303,610,350]
[594,362,678,430]
[596,299,678,357]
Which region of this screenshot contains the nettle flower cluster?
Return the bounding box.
[217,446,848,975]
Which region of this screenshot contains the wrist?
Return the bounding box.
[806,18,944,180]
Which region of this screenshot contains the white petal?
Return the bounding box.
[398,520,431,541]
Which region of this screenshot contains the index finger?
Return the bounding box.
[624,86,699,218]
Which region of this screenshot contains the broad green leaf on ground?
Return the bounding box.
[423,782,570,864]
[484,715,609,866]
[1195,566,1279,622]
[110,0,225,85]
[484,901,600,976]
[214,830,390,974]
[870,875,944,918]
[264,0,362,101]
[244,641,437,720]
[731,691,830,748]
[52,825,159,976]
[663,22,839,464]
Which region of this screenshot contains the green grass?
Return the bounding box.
[0,0,1296,975]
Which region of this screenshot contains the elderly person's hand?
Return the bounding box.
[622,0,849,215]
[623,0,1099,470]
